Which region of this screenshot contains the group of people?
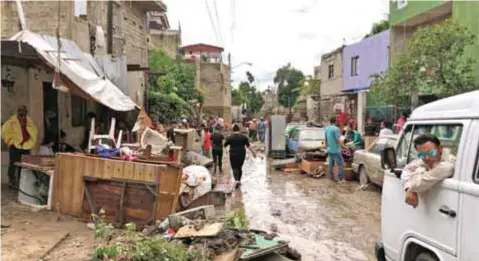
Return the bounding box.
[245,118,267,143]
[199,122,257,189]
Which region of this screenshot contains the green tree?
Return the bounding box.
[273,63,305,109]
[147,49,203,122]
[371,19,477,110]
[299,75,320,96]
[237,81,264,114]
[371,19,389,35]
[231,88,245,106]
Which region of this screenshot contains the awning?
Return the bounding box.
[4,30,138,111]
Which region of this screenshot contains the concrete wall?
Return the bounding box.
[320,50,344,97]
[199,63,231,121]
[1,1,90,52]
[343,30,389,91]
[389,0,446,26]
[127,71,146,106]
[88,1,149,66]
[1,64,93,183]
[149,30,181,58]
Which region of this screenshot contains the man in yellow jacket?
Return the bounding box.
[1,105,38,188]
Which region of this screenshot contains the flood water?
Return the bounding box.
[223,155,382,261]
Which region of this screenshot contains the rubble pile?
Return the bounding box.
[91,206,301,261]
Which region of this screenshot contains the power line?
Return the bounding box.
[213,0,224,45]
[230,0,236,44]
[205,0,220,44]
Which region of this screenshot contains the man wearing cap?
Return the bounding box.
[2,106,38,188]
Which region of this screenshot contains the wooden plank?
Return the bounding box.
[174,223,223,238]
[118,182,126,225]
[113,160,124,178]
[103,159,114,179]
[71,155,85,216]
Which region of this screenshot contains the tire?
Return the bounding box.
[415,252,439,261]
[358,166,370,186]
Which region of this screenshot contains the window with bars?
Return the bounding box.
[328,65,334,80]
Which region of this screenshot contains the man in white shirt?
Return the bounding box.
[401,134,455,207]
[379,121,394,136]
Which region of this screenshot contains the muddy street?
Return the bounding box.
[226,156,382,261]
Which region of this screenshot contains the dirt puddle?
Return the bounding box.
[225,156,382,261]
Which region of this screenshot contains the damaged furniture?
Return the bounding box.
[52,153,183,228]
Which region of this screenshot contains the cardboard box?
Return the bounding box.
[299,159,325,174]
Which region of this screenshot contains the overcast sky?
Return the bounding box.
[163,0,389,90]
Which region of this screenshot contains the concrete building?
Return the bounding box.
[389,0,479,84]
[87,1,167,107]
[342,30,390,132]
[319,46,345,121]
[148,12,181,59]
[179,44,231,121]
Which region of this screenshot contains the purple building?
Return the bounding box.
[342,30,389,92]
[342,30,389,133]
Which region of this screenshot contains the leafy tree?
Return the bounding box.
[147,49,203,122]
[231,88,245,106]
[273,63,305,109]
[371,19,477,110]
[299,75,320,96]
[371,20,389,35]
[237,81,264,114]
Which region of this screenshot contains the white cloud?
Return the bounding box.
[163,0,389,90]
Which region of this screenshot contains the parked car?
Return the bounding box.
[287,127,325,156]
[375,90,479,261]
[352,135,398,187]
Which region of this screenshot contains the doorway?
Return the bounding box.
[43,82,59,142]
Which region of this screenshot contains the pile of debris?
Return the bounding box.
[91,205,301,261]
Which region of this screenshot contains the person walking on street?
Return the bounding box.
[325,116,345,182]
[210,125,225,173]
[257,118,266,143]
[202,127,212,158]
[2,106,38,189]
[224,124,256,189]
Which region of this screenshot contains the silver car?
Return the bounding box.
[352,135,398,187]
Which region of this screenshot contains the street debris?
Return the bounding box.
[90,207,301,261]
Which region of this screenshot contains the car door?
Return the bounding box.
[458,120,479,261]
[365,137,388,184]
[382,122,465,261]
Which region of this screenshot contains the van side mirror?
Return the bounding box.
[381,147,402,178]
[381,147,397,170]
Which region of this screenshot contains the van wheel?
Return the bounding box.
[359,166,370,186]
[415,252,439,261]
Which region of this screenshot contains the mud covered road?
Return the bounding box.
[226,156,382,261]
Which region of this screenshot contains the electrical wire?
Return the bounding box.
[213,0,224,45]
[205,0,221,44]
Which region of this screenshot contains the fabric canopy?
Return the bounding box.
[8,30,138,111]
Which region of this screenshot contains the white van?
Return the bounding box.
[375,90,479,261]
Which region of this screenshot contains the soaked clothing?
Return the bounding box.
[224,133,250,181]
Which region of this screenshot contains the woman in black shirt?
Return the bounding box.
[210,125,225,173]
[224,124,256,189]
